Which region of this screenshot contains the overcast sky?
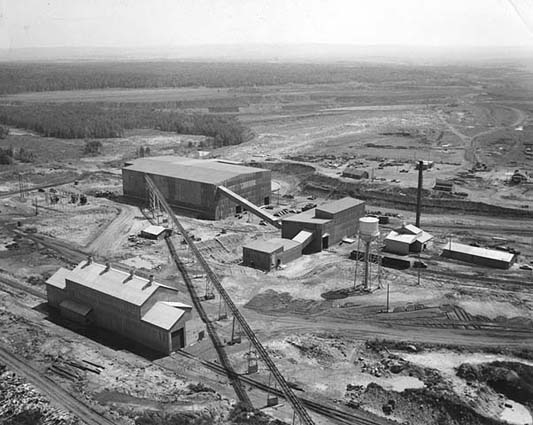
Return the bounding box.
[1,0,533,50]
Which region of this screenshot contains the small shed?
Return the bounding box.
[441,242,516,269]
[140,225,171,240]
[243,238,302,271]
[342,167,369,180]
[434,179,453,192]
[384,224,433,255]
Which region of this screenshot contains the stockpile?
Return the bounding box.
[0,363,80,424]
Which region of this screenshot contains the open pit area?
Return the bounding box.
[1,61,533,425]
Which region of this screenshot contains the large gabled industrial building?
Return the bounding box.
[46,259,192,354]
[122,156,271,220]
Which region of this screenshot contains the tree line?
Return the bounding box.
[0,103,252,146]
[0,61,452,95]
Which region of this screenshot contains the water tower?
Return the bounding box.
[358,217,380,290]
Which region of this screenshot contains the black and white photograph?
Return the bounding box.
[0,1,533,424]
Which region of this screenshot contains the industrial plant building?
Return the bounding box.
[441,242,517,269]
[384,224,433,255]
[242,197,365,271]
[342,167,369,180]
[122,156,271,220]
[46,259,192,354]
[281,197,366,253]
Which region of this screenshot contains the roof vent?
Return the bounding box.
[99,262,111,275]
[123,269,135,284]
[82,256,93,268]
[142,275,154,291]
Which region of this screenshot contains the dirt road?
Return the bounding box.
[0,344,115,425]
[85,204,139,256]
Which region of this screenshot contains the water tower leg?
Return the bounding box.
[364,240,371,290]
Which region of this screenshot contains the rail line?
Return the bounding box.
[144,175,315,425]
[173,350,394,425]
[0,344,115,425]
[165,237,252,406]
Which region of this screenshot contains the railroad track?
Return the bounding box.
[174,350,394,425]
[0,344,115,425]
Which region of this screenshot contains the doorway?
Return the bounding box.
[322,235,329,249]
[171,328,185,350]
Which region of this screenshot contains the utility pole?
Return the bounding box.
[415,160,423,228]
[386,283,390,313]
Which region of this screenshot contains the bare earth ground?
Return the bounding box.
[1,63,533,424]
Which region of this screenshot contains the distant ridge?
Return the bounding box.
[1,44,533,64]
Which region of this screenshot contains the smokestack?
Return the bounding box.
[142,275,154,291]
[416,160,423,227]
[82,256,93,268]
[99,262,111,275]
[123,269,135,284]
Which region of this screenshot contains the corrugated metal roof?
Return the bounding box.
[442,242,515,263]
[243,237,300,254]
[292,230,313,245]
[59,299,92,316]
[123,156,268,185]
[316,197,365,215]
[385,231,418,244]
[141,302,186,330]
[142,225,167,236]
[417,231,434,244]
[53,261,178,306]
[46,267,70,289]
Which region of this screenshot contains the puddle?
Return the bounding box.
[501,399,532,425]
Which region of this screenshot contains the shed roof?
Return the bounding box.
[141,302,187,330]
[316,197,365,215]
[343,167,369,177]
[53,260,177,307]
[59,299,92,316]
[402,224,423,235]
[385,231,418,245]
[123,156,268,185]
[46,267,70,289]
[243,237,300,254]
[442,242,515,263]
[142,225,167,236]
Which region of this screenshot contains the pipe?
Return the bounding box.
[416,160,423,227]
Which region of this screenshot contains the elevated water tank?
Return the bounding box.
[359,217,379,240]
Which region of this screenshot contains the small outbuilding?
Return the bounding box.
[140,225,171,240]
[342,167,369,180]
[243,238,302,272]
[441,242,516,269]
[384,224,433,255]
[433,179,454,192]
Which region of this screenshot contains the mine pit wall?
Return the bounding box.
[302,174,533,218]
[122,167,271,220]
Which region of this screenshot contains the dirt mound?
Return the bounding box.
[244,290,332,315]
[457,361,533,411]
[361,382,505,425]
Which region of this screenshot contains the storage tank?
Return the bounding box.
[359,217,379,240]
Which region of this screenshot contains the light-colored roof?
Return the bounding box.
[385,230,418,245]
[442,242,515,263]
[316,197,365,215]
[60,261,177,306]
[243,237,300,254]
[59,299,92,316]
[281,208,330,225]
[142,225,167,236]
[292,230,313,245]
[46,267,71,289]
[123,156,268,185]
[402,224,423,235]
[343,167,368,176]
[162,301,192,310]
[417,231,434,244]
[141,302,186,330]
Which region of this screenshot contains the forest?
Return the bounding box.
[0,103,252,145]
[0,61,456,95]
